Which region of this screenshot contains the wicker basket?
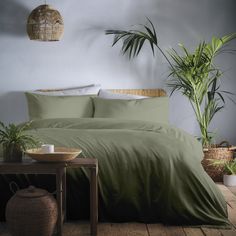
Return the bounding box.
[202,141,236,182]
[27,5,64,41]
[6,186,58,236]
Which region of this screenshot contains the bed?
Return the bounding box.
[0,88,230,227]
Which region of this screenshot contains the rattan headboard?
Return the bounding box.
[37,88,167,97]
[108,89,166,97]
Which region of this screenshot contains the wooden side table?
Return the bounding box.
[0,158,98,236]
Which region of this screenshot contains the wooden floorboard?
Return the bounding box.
[217,184,236,209]
[63,222,90,236]
[227,206,236,229]
[201,228,222,236]
[183,227,204,236]
[166,226,186,236]
[1,184,236,236]
[217,183,236,230]
[147,223,167,236]
[220,228,236,236]
[228,187,236,196]
[107,223,148,236]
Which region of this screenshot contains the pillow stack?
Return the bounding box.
[25,87,169,124]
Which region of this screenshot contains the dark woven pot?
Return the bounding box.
[2,144,22,162]
[6,186,58,236]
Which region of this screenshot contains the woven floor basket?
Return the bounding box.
[6,186,58,236]
[202,141,236,182]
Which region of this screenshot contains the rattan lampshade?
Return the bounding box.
[27,4,64,41]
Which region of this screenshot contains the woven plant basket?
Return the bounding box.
[6,185,58,236]
[202,141,236,182]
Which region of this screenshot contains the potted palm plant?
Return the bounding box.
[105,19,236,180]
[165,36,236,181]
[0,122,38,162]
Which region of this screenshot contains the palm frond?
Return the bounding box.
[105,19,158,58]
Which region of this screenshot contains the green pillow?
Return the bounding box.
[93,97,169,124]
[25,93,95,120]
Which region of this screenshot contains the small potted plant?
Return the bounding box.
[210,159,236,186]
[0,121,38,162]
[223,160,236,186]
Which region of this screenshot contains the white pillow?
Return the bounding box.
[98,89,148,99]
[32,84,101,96]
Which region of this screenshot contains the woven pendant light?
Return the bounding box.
[27,4,64,41]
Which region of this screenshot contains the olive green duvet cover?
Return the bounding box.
[0,118,229,226]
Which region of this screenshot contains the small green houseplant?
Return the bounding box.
[210,159,236,186]
[0,122,38,162]
[106,19,236,147]
[223,160,236,175]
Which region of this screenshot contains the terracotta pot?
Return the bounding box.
[2,144,22,162]
[6,186,58,236]
[223,175,236,187]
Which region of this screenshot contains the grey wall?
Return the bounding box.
[0,0,236,143]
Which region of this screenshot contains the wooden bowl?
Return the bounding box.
[25,147,82,162]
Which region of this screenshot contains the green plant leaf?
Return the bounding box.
[105,19,158,59]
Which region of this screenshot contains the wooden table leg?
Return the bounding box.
[56,168,64,236]
[62,168,67,222]
[90,166,98,236]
